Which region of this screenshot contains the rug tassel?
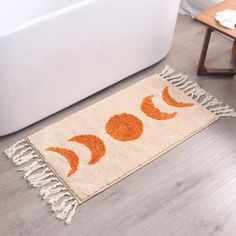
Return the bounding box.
[159,65,170,76]
[209,105,229,112]
[66,202,78,225]
[4,139,79,224]
[18,160,45,178]
[28,171,54,182]
[4,141,28,158]
[166,73,183,81]
[191,88,206,100]
[177,80,194,90]
[160,65,236,118]
[27,172,56,188]
[41,186,67,200]
[182,83,198,93]
[29,176,58,188]
[39,182,63,198]
[159,65,175,77]
[174,76,188,87]
[218,112,236,117]
[200,94,213,105]
[48,192,70,205]
[28,168,50,181]
[214,109,236,117]
[12,147,32,162]
[51,196,74,212]
[55,200,78,225]
[13,152,37,166]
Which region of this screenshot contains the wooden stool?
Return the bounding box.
[195,0,236,77]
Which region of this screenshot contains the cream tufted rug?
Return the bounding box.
[4,65,236,224]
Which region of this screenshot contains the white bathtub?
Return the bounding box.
[0,0,180,136]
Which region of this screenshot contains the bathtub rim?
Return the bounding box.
[0,0,96,38]
[0,47,172,137]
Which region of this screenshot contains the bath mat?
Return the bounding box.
[4,65,236,224]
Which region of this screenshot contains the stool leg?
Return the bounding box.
[232,40,236,61]
[197,28,213,75]
[197,28,235,77]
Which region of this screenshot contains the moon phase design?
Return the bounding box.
[162,86,194,108]
[141,95,177,120]
[46,86,193,173]
[69,135,106,165]
[105,113,143,142]
[47,147,79,177]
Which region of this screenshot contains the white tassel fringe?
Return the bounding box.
[4,140,78,225]
[159,65,236,118]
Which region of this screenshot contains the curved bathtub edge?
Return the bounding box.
[0,48,173,137]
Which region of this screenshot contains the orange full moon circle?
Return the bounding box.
[105,113,143,142]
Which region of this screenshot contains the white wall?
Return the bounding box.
[179,0,223,17]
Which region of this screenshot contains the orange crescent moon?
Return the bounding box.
[162,86,193,107]
[69,135,106,165]
[47,147,79,177]
[141,95,177,120]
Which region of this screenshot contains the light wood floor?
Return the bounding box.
[1,16,236,236]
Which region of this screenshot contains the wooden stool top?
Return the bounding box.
[195,0,236,40]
